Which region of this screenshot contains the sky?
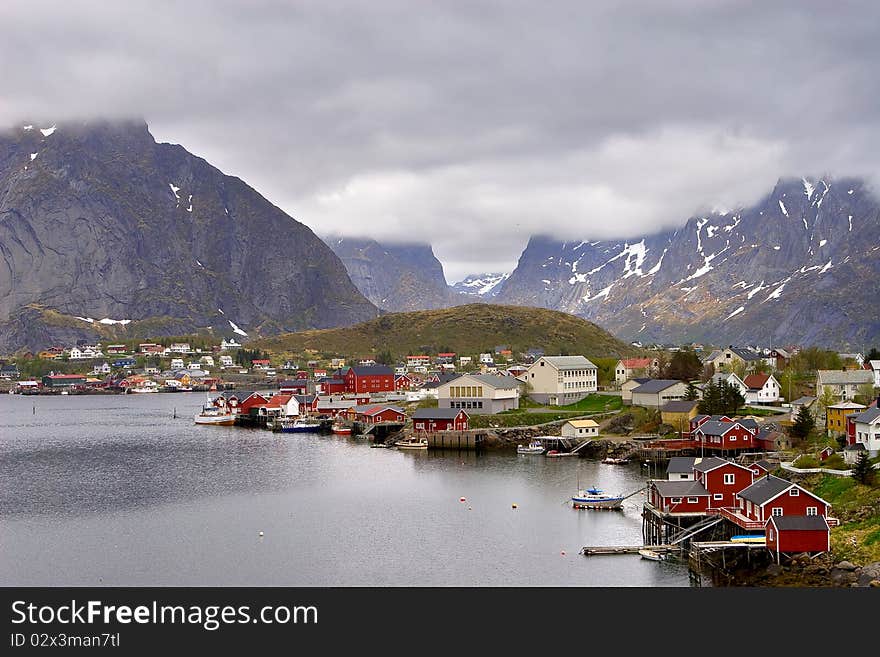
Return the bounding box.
[3,0,880,283]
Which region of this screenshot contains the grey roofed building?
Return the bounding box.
[651,480,710,497]
[666,456,697,474]
[539,355,598,369]
[816,369,874,385]
[692,456,738,473]
[411,408,467,420]
[851,407,880,423]
[660,400,700,413]
[790,396,816,406]
[695,420,740,436]
[461,373,520,389]
[768,515,829,531]
[347,365,394,376]
[753,459,775,471]
[293,394,317,404]
[738,418,760,431]
[631,379,684,394]
[736,474,793,505]
[729,346,765,362]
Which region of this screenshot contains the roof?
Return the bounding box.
[660,400,700,414]
[817,369,874,385]
[411,408,468,420]
[755,429,784,444]
[538,356,597,370]
[695,421,741,436]
[666,457,698,474]
[448,374,519,390]
[852,407,880,424]
[45,374,86,379]
[565,419,599,428]
[631,379,684,394]
[693,457,747,473]
[294,394,317,404]
[279,379,308,387]
[352,404,405,416]
[743,373,771,389]
[790,396,816,406]
[711,372,744,386]
[769,515,829,532]
[265,394,295,408]
[738,418,760,430]
[869,360,880,370]
[737,475,794,505]
[620,358,654,369]
[752,459,775,471]
[828,401,867,410]
[348,365,394,376]
[622,377,652,388]
[728,346,764,362]
[651,481,711,497]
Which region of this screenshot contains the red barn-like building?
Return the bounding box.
[692,457,755,509]
[767,515,831,558]
[411,408,469,432]
[694,420,757,452]
[647,480,711,515]
[348,404,406,425]
[735,475,832,525]
[344,366,395,394]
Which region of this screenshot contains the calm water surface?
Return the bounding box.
[0,393,691,586]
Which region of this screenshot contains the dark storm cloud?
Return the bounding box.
[3,0,879,281]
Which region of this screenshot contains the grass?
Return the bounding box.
[805,474,880,562]
[556,394,622,413]
[742,406,784,417]
[252,303,639,362]
[468,411,582,429]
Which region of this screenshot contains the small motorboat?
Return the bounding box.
[279,418,322,433]
[194,405,236,426]
[638,548,665,561]
[331,424,352,435]
[517,440,546,455]
[571,486,624,509]
[394,436,428,450]
[602,457,629,465]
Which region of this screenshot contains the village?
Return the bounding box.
[2,337,879,582]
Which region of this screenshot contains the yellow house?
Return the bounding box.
[660,400,700,435]
[826,401,866,436]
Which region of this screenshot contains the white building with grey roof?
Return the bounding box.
[437,373,520,415]
[522,355,598,405]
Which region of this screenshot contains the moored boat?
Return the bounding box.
[602,457,629,465]
[638,548,665,561]
[331,424,352,435]
[194,405,236,426]
[571,486,624,509]
[279,418,322,433]
[517,440,545,455]
[394,436,428,450]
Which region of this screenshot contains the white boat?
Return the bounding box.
[638,548,665,561]
[279,418,322,433]
[602,457,629,465]
[571,486,624,510]
[194,406,236,426]
[395,437,428,450]
[128,386,158,393]
[517,440,546,455]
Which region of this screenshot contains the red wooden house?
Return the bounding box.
[735,474,834,527]
[344,366,395,394]
[394,374,413,391]
[411,408,469,432]
[689,414,733,435]
[294,394,319,413]
[347,404,406,425]
[766,515,830,557]
[692,457,755,509]
[749,459,775,477]
[694,420,756,452]
[316,378,345,395]
[647,480,711,515]
[279,379,309,394]
[230,392,270,415]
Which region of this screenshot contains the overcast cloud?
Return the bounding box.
[2,0,879,282]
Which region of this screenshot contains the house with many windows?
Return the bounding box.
[523,356,597,405]
[437,373,519,415]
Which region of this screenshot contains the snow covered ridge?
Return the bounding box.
[228,320,248,337]
[75,316,131,325]
[451,272,510,296]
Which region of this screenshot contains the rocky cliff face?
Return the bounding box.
[496,177,880,348]
[0,120,378,352]
[326,236,461,311]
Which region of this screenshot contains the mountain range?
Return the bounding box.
[0,120,378,353]
[2,118,878,354]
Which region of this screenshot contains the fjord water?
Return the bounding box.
[0,394,690,586]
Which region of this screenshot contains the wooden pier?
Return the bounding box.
[580,544,679,556]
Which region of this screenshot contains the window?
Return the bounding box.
[789,489,799,496]
[687,497,699,504]
[671,497,682,504]
[768,528,774,541]
[771,507,783,516]
[806,506,818,516]
[723,473,735,485]
[713,494,723,500]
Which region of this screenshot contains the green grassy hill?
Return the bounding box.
[253,303,637,361]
